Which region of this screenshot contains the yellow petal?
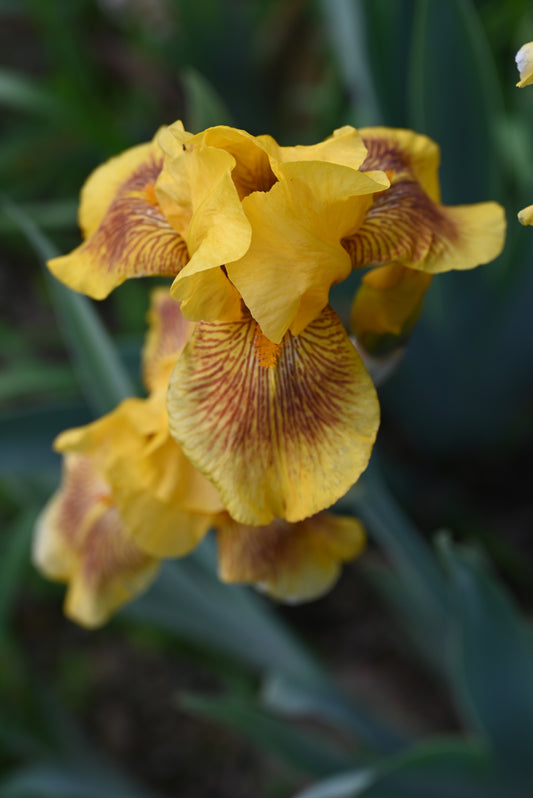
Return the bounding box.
[351,264,432,355]
[344,179,506,275]
[259,125,368,173]
[516,42,533,87]
[518,204,533,225]
[142,288,195,392]
[216,511,365,602]
[167,305,380,525]
[33,454,159,628]
[226,162,389,343]
[155,142,251,322]
[159,122,276,199]
[55,396,223,558]
[48,137,189,299]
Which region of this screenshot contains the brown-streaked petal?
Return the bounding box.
[167,305,380,526]
[343,181,505,275]
[359,127,442,201]
[344,127,506,275]
[142,288,195,393]
[33,454,159,628]
[351,264,432,355]
[48,139,188,299]
[216,511,365,602]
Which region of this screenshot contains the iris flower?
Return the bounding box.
[45,121,505,536]
[35,291,367,625]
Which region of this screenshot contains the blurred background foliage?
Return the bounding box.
[2,0,533,796]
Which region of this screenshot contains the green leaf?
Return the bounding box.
[126,545,402,752]
[296,739,507,798]
[0,510,37,634]
[1,199,135,414]
[0,401,89,477]
[408,0,504,202]
[180,692,353,777]
[182,67,233,132]
[0,761,159,798]
[0,69,61,115]
[262,674,404,753]
[0,200,77,234]
[319,0,382,126]
[348,463,450,631]
[440,536,533,776]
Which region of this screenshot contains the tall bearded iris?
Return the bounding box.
[45,121,505,581]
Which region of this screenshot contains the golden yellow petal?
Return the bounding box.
[226,162,389,343]
[216,511,365,602]
[351,264,432,355]
[55,396,223,559]
[33,454,159,629]
[167,306,380,526]
[156,144,251,322]
[158,122,276,199]
[142,288,195,392]
[359,127,442,202]
[259,125,368,173]
[518,204,533,225]
[516,42,533,87]
[344,179,506,275]
[48,139,188,299]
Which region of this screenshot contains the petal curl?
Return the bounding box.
[258,125,368,173]
[48,138,188,298]
[167,305,380,525]
[156,140,251,322]
[216,511,365,602]
[33,454,159,628]
[351,264,432,355]
[159,122,276,199]
[516,42,533,88]
[55,397,223,559]
[343,128,506,275]
[226,162,389,343]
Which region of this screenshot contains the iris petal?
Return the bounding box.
[167,305,379,525]
[48,139,188,298]
[344,128,506,275]
[33,454,159,628]
[216,511,365,602]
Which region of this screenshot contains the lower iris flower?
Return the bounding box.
[34,291,368,626]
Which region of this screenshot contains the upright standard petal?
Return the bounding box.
[216,511,365,602]
[33,454,159,628]
[167,305,380,526]
[343,128,506,275]
[156,140,251,322]
[516,42,533,87]
[226,162,389,343]
[48,136,189,298]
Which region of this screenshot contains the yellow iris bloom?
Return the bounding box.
[42,120,505,574]
[35,290,367,626]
